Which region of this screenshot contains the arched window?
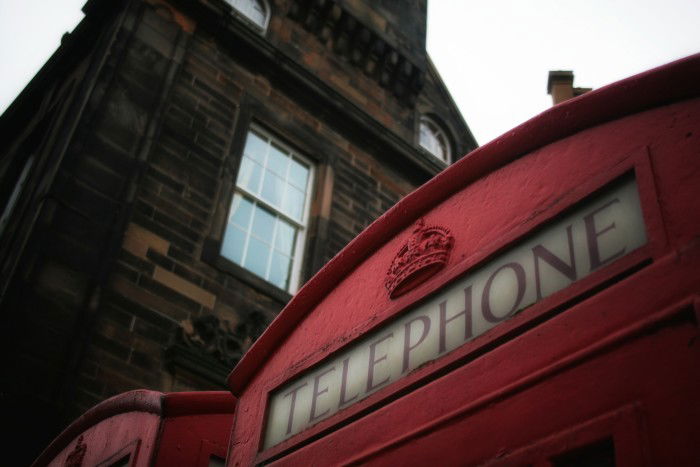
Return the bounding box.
[226,0,270,32]
[419,115,452,163]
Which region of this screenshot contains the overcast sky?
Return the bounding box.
[427,0,699,144]
[1,0,699,146]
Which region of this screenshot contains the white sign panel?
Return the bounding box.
[264,178,647,448]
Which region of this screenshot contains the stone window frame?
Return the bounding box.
[222,125,315,294]
[203,95,330,304]
[225,0,271,33]
[418,114,452,164]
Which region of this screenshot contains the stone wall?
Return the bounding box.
[35,1,420,416]
[0,1,476,460]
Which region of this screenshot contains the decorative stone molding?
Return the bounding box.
[178,314,242,367]
[166,312,271,385]
[287,0,424,107]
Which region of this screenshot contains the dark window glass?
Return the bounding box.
[109,454,130,467]
[551,437,615,467]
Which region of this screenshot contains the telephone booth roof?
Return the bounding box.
[32,390,235,466]
[227,53,700,397]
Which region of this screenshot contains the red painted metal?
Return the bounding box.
[33,54,700,467]
[226,54,700,466]
[32,391,235,466]
[154,392,236,467]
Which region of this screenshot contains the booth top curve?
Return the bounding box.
[227,53,700,395]
[32,390,235,466]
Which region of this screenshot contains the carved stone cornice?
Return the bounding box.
[288,0,425,107]
[166,312,270,385]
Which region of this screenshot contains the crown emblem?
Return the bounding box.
[385,219,454,299]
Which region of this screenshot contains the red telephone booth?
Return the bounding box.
[32,391,234,466]
[33,54,700,467]
[225,54,700,466]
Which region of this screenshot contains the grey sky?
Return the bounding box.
[427,0,700,144]
[1,0,698,146]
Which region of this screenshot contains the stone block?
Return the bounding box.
[153,266,216,309]
[110,274,190,322]
[122,222,170,259]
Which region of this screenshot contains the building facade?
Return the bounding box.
[0,0,475,461]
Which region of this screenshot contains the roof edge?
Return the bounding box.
[425,54,478,149]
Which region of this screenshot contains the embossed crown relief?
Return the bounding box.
[385,219,454,299]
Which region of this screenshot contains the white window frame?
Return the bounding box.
[223,126,314,294]
[225,0,271,32]
[419,115,452,164]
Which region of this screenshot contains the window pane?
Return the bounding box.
[274,220,296,255]
[251,205,275,241]
[244,131,268,162]
[282,183,305,221]
[228,194,254,228]
[267,143,289,177]
[244,236,271,278]
[109,454,131,467]
[419,117,450,162]
[261,172,284,208]
[552,438,615,467]
[288,158,309,189]
[434,133,447,160]
[231,0,267,28]
[221,225,247,264]
[236,157,263,193]
[250,0,266,26]
[419,122,432,148]
[420,122,441,157]
[269,251,291,290]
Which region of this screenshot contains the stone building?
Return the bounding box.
[0,0,475,460]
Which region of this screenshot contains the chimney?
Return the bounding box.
[547,70,591,105]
